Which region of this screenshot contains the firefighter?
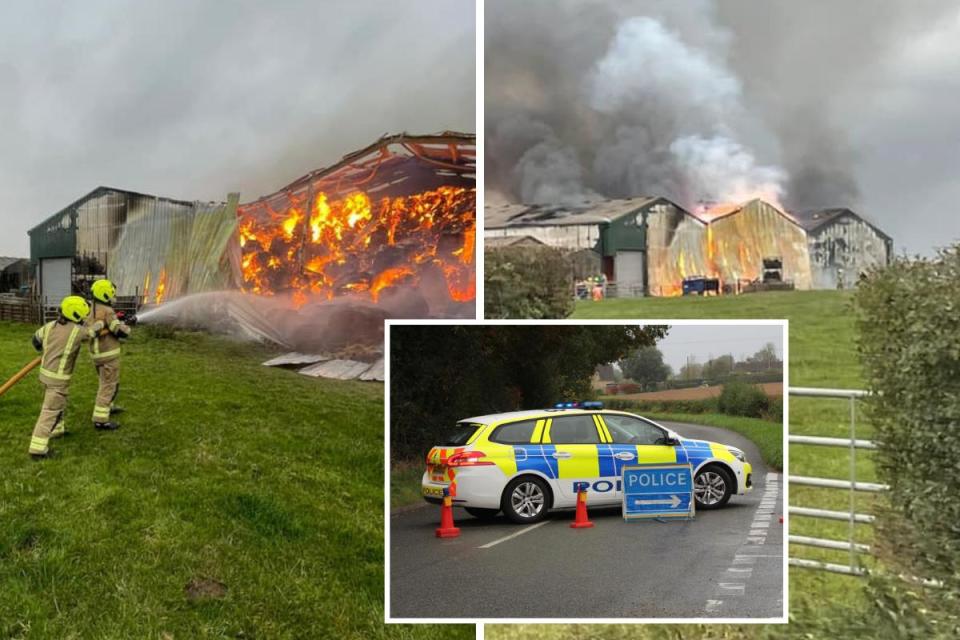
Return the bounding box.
[28,295,103,458]
[88,279,130,430]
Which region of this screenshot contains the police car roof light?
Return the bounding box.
[581,401,604,409]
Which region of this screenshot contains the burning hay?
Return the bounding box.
[236,132,476,314]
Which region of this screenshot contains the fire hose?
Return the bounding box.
[0,357,41,398]
[0,319,135,399]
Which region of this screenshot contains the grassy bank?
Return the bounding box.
[644,412,782,472]
[0,322,469,639]
[490,290,877,639]
[391,460,425,510]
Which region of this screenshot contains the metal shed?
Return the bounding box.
[793,208,893,289]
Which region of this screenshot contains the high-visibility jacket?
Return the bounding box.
[88,302,124,363]
[33,320,96,385]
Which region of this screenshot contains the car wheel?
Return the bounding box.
[501,476,550,524]
[465,507,500,520]
[694,465,734,510]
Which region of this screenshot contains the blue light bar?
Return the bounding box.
[551,401,604,409]
[582,401,604,409]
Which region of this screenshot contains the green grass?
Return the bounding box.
[489,290,878,639]
[642,412,782,472]
[0,321,468,639]
[390,460,426,510]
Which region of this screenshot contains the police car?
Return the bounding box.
[422,404,753,523]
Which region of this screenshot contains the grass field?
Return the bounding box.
[490,290,879,639]
[0,322,470,639]
[642,412,782,472]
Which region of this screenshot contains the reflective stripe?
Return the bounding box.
[57,326,80,377]
[595,415,613,443]
[93,405,111,418]
[108,318,121,332]
[29,436,49,453]
[39,367,71,381]
[91,348,121,360]
[541,418,554,444]
[531,419,545,443]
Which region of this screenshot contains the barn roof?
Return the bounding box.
[484,196,696,228]
[0,257,27,271]
[793,208,892,242]
[694,198,801,227]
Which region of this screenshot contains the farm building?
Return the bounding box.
[485,197,708,296]
[0,257,30,294]
[27,186,237,308]
[793,208,893,289]
[25,132,476,311]
[696,199,813,290]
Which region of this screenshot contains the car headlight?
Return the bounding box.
[728,447,745,462]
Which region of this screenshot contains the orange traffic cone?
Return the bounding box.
[570,489,594,529]
[435,488,461,538]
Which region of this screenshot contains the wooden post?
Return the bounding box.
[0,356,41,398]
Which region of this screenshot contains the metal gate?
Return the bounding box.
[788,386,886,577]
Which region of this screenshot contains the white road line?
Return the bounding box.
[477,521,550,549]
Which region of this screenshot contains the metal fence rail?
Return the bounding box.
[788,386,879,576]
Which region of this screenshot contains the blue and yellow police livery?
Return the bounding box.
[422,405,753,524]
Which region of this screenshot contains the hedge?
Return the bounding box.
[484,246,574,318]
[855,245,960,637]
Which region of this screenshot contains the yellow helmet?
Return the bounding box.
[60,295,91,323]
[91,279,116,304]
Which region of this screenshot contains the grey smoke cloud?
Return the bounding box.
[486,0,960,254]
[0,0,475,257]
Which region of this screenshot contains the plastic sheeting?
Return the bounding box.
[109,194,240,303]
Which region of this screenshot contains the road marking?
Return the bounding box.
[705,599,723,613]
[477,521,550,549]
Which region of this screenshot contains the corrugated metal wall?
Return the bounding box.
[808,216,890,288]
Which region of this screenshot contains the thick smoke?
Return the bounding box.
[485,0,957,217]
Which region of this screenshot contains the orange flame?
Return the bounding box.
[237,186,475,304]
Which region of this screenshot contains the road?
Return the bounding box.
[389,422,783,620]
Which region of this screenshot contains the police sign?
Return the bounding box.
[622,463,695,520]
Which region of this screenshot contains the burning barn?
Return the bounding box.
[485,197,707,296]
[27,187,234,309]
[696,199,813,291]
[793,208,892,289]
[237,132,476,312]
[26,132,476,315]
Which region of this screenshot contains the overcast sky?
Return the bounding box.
[0,0,475,257]
[486,0,960,256]
[654,324,783,372]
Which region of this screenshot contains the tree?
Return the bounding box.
[702,354,735,381]
[746,343,781,372]
[391,325,669,459]
[678,357,703,381]
[619,346,671,391]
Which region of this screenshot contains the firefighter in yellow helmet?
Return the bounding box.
[28,296,104,458]
[89,279,130,430]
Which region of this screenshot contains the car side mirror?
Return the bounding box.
[659,437,680,447]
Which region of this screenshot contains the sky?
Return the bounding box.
[486,0,960,256]
[654,324,783,373]
[0,0,475,257]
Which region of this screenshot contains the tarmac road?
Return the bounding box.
[389,421,784,620]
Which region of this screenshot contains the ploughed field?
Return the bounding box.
[607,381,783,401]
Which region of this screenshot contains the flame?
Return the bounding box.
[154,268,167,304]
[237,186,475,304]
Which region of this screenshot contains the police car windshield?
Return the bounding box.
[441,423,481,446]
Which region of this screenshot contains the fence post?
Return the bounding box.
[849,395,857,573]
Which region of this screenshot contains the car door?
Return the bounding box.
[543,414,606,502]
[598,414,685,501]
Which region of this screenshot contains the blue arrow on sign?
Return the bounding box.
[622,463,695,520]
